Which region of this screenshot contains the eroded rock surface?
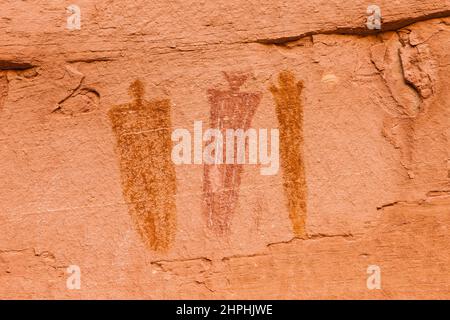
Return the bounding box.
[0,0,449,299]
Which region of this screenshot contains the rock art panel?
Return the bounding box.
[1,1,450,300]
[108,80,177,251]
[270,71,307,238]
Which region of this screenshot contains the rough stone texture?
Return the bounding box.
[0,0,449,299]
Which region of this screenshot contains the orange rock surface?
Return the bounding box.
[0,0,449,299]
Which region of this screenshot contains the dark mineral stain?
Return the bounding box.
[108,80,176,251]
[0,60,34,71]
[0,73,7,110]
[203,72,261,235]
[270,71,308,238]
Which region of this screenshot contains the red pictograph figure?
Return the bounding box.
[203,72,262,235]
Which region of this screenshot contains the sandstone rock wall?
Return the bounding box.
[0,0,449,299]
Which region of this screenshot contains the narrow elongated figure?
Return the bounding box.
[270,71,308,238]
[203,72,261,235]
[109,80,176,251]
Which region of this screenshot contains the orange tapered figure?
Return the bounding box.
[109,80,177,251]
[270,71,308,238]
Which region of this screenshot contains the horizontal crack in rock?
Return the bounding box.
[255,10,450,45]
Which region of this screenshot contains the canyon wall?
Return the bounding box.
[0,0,449,299]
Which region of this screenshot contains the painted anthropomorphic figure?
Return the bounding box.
[203,72,262,235]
